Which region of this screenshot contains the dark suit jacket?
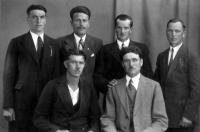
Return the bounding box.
[101,75,168,132]
[33,76,101,132]
[3,31,60,109]
[154,44,200,128]
[57,33,103,96]
[94,40,153,94]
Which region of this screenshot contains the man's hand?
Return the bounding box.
[3,107,15,122]
[179,117,192,127]
[107,79,118,88]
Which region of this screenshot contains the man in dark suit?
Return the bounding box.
[94,14,153,108]
[33,49,100,132]
[3,5,60,132]
[154,18,200,132]
[57,6,103,97]
[101,47,168,132]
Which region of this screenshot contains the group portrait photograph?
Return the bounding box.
[0,0,200,132]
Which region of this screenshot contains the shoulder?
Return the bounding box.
[11,33,27,42]
[130,40,147,48]
[87,34,103,43]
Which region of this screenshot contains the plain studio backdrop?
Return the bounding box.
[1,0,200,131]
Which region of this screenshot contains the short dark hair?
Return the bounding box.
[115,14,133,28]
[70,6,91,20]
[26,5,47,15]
[167,18,186,30]
[119,46,143,61]
[64,49,87,62]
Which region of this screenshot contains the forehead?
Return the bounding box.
[29,9,46,16]
[116,19,131,27]
[68,55,85,61]
[167,22,183,30]
[123,52,140,60]
[73,13,89,20]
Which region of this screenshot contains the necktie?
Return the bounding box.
[121,43,125,50]
[78,38,84,50]
[168,48,174,68]
[37,36,43,65]
[126,79,136,105]
[37,36,43,57]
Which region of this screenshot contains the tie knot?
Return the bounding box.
[121,43,125,49]
[129,79,133,84]
[80,38,84,44]
[171,48,174,52]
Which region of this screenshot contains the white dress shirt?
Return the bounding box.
[168,43,182,65]
[117,39,130,50]
[68,85,79,106]
[125,73,141,90]
[30,31,44,51]
[74,33,86,48]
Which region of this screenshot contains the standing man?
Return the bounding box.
[57,6,103,97]
[3,5,60,132]
[101,47,168,132]
[33,49,100,132]
[94,14,153,108]
[154,18,200,132]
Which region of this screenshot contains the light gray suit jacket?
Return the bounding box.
[101,75,168,132]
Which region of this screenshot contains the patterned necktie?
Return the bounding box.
[121,43,125,50]
[168,48,174,68]
[78,38,84,50]
[37,36,43,58]
[126,79,136,104]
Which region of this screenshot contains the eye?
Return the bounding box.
[40,16,46,19]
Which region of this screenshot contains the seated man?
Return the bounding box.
[101,47,168,132]
[33,49,100,132]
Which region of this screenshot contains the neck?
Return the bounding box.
[66,73,79,90]
[75,33,85,38]
[31,30,43,36]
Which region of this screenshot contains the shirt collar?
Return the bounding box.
[170,43,182,53]
[74,33,86,44]
[30,31,44,42]
[117,39,130,49]
[125,73,140,90]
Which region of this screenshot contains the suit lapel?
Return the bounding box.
[71,79,90,118]
[163,49,170,76]
[110,41,121,63]
[55,76,74,115]
[116,77,130,118]
[64,33,77,51]
[41,34,51,67]
[23,32,39,65]
[134,75,148,114]
[167,45,185,78]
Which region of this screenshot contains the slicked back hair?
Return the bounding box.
[120,46,143,61]
[115,14,133,28]
[70,6,91,20]
[26,5,47,16]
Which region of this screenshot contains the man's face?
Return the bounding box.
[166,22,186,47]
[64,55,85,78]
[115,19,133,42]
[122,52,143,78]
[27,10,46,35]
[70,13,90,37]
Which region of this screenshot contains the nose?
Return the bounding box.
[172,31,176,36]
[129,60,134,66]
[36,17,41,23]
[121,28,125,33]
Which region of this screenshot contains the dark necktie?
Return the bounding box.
[78,38,84,50]
[126,79,136,105]
[37,36,43,65]
[168,48,174,68]
[121,43,125,50]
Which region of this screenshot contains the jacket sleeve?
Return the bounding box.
[88,84,101,132]
[33,82,60,132]
[183,54,200,122]
[100,87,117,132]
[3,39,18,108]
[141,44,153,79]
[142,83,168,132]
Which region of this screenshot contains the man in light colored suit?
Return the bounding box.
[154,18,200,132]
[101,47,168,132]
[57,6,103,97]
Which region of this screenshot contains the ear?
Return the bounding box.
[140,58,143,67]
[130,27,133,33]
[63,60,68,69]
[70,20,73,27]
[183,30,186,38]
